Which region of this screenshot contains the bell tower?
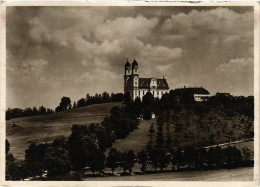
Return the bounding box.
[132,59,139,100]
[124,59,131,94]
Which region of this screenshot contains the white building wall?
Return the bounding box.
[194,94,210,101]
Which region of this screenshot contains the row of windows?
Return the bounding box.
[126,69,138,73]
[135,90,166,96]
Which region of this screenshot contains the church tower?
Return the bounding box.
[124,59,131,94]
[132,59,139,100]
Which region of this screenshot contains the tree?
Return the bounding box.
[137,150,148,173]
[88,149,105,174]
[207,146,223,169]
[59,96,72,111]
[77,98,86,107]
[184,146,196,169]
[124,92,132,105]
[6,139,10,154]
[166,123,172,147]
[195,148,207,170]
[126,150,136,173]
[106,148,119,174]
[142,92,154,107]
[149,148,160,171]
[25,143,48,163]
[25,143,47,162]
[169,149,176,171]
[73,101,77,108]
[55,106,62,112]
[156,132,164,146]
[132,97,142,115]
[158,149,170,171]
[175,147,184,170]
[149,123,155,138]
[39,106,47,115]
[241,147,253,166]
[68,124,97,170]
[119,151,128,174]
[6,161,21,180]
[102,91,111,103]
[44,146,70,177]
[223,146,242,169]
[32,107,38,116]
[143,105,152,120]
[52,136,67,149]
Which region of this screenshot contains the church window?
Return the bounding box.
[153,91,154,96]
[139,90,140,95]
[135,82,137,86]
[143,90,144,95]
[157,91,159,96]
[135,90,137,95]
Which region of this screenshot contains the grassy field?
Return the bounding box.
[83,167,253,181]
[6,102,123,160]
[110,118,156,154]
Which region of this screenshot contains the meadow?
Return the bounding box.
[6,102,122,160]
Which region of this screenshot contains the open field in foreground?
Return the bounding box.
[6,102,122,160]
[84,167,253,181]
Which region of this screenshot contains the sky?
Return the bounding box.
[6,6,254,109]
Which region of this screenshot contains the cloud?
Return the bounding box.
[162,7,253,35]
[216,57,253,73]
[22,58,48,76]
[96,14,159,40]
[142,44,182,63]
[27,8,182,76]
[214,57,254,96]
[6,7,254,108]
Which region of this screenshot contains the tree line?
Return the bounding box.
[6,138,253,180]
[6,92,124,120]
[6,106,54,120]
[124,91,254,122]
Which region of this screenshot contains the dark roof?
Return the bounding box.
[125,59,130,68]
[139,78,150,88]
[157,79,169,89]
[139,78,169,89]
[173,87,210,95]
[132,59,138,67]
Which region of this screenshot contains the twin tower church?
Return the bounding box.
[124,59,169,101]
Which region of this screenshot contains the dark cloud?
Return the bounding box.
[6,6,254,109]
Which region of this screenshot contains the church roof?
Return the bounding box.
[139,78,169,89]
[125,59,130,68]
[157,79,169,89]
[139,78,150,88]
[132,59,138,67]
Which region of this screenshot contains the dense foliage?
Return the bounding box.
[6,106,54,120]
[75,92,124,108]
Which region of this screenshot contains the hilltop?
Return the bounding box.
[6,102,123,160]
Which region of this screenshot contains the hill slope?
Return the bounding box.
[111,118,156,154]
[6,102,123,160]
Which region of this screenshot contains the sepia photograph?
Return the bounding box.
[0,2,259,186]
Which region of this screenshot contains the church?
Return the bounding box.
[124,59,170,101]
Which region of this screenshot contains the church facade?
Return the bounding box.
[124,59,169,101]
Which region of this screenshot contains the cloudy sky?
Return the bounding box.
[6,6,254,109]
